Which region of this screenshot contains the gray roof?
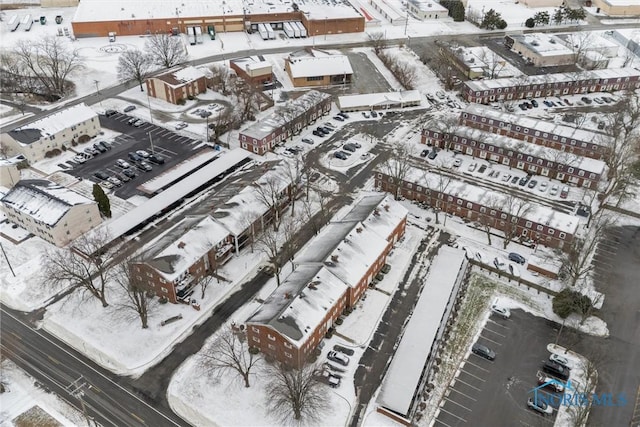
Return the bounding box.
[8,128,42,145]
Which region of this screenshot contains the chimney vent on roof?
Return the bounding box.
[384,204,390,211]
[374,208,380,216]
[285,292,291,299]
[356,227,363,233]
[178,241,186,249]
[331,255,339,263]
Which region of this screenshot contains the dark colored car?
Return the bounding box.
[508,252,526,264]
[472,343,495,360]
[93,143,107,153]
[312,130,322,137]
[333,345,355,356]
[327,351,349,366]
[128,152,142,162]
[123,105,136,112]
[543,360,569,380]
[528,179,538,189]
[105,109,117,117]
[478,164,487,173]
[98,140,112,150]
[427,150,438,160]
[420,149,429,157]
[93,171,109,180]
[581,96,592,104]
[343,144,357,153]
[338,112,349,119]
[531,99,539,107]
[519,177,529,186]
[122,168,137,178]
[334,151,348,160]
[511,176,519,184]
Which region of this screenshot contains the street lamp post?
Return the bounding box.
[324,17,327,41]
[206,114,209,142]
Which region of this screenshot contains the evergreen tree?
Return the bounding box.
[92,183,112,218]
[480,9,505,30]
[525,18,535,28]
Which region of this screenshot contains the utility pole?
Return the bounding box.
[148,131,155,154]
[0,242,15,277]
[67,376,94,426]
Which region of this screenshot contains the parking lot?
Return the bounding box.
[65,112,205,199]
[434,309,560,427]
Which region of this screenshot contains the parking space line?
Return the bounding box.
[482,327,507,338]
[458,369,487,383]
[478,335,502,346]
[433,419,453,427]
[437,407,467,423]
[448,387,478,402]
[486,319,510,330]
[462,360,490,373]
[451,378,481,392]
[443,397,472,412]
[158,148,177,155]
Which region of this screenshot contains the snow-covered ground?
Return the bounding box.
[0,360,86,427]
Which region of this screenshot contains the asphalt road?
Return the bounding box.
[0,303,188,427]
[434,309,559,427]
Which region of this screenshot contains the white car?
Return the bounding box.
[175,122,188,130]
[136,150,150,158]
[550,185,559,196]
[100,181,114,190]
[549,353,570,368]
[467,162,477,172]
[107,176,122,186]
[539,181,549,192]
[73,155,87,164]
[453,158,462,167]
[491,305,511,319]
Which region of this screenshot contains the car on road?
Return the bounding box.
[122,168,137,178]
[175,122,188,130]
[543,360,570,380]
[491,305,511,319]
[550,184,559,196]
[84,147,99,156]
[138,161,153,172]
[105,109,117,117]
[136,150,150,158]
[527,398,553,415]
[328,351,349,366]
[471,343,495,360]
[508,252,526,264]
[301,138,314,145]
[560,186,569,199]
[549,353,570,369]
[148,154,165,165]
[420,149,429,157]
[334,151,348,160]
[93,171,109,181]
[107,176,122,187]
[116,159,131,169]
[427,150,438,160]
[333,345,355,356]
[123,105,136,112]
[453,158,462,167]
[93,143,107,153]
[493,257,507,270]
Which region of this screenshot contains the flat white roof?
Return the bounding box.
[8,103,97,145]
[452,46,521,77]
[137,149,219,194]
[408,0,447,13]
[511,34,573,57]
[337,90,421,109]
[378,246,466,416]
[288,55,353,78]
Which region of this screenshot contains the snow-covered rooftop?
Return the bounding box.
[137,149,220,194]
[230,57,272,72]
[0,179,94,226]
[153,66,206,88]
[287,55,353,78]
[141,216,231,282]
[341,194,408,241]
[408,0,447,12]
[239,90,331,141]
[7,104,97,145]
[392,163,580,235]
[337,90,421,110]
[462,105,610,146]
[450,46,521,78]
[464,67,640,92]
[510,34,573,57]
[444,126,606,174]
[378,246,467,416]
[72,0,362,23]
[246,265,347,345]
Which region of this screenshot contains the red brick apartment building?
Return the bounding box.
[458,107,609,160]
[146,67,207,105]
[422,127,605,189]
[238,90,332,155]
[462,67,640,104]
[246,194,408,367]
[375,165,578,250]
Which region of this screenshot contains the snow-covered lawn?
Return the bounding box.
[0,360,86,427]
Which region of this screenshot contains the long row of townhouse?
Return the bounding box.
[462,67,640,104]
[239,90,332,155]
[245,194,408,367]
[458,106,610,160]
[375,163,579,250]
[422,125,606,189]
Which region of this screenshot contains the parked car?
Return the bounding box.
[328,351,349,366]
[527,398,553,415]
[175,122,188,130]
[138,161,153,172]
[302,138,314,145]
[528,179,538,189]
[127,117,138,125]
[362,112,370,118]
[123,105,136,112]
[381,264,391,274]
[122,168,137,178]
[471,343,495,360]
[105,109,117,117]
[334,151,348,160]
[84,147,99,156]
[453,158,462,167]
[148,154,165,165]
[543,360,570,380]
[93,143,107,153]
[93,171,109,180]
[100,181,114,190]
[491,305,511,319]
[333,115,345,122]
[427,150,438,160]
[320,126,332,133]
[136,150,150,158]
[502,173,511,182]
[199,110,212,118]
[549,353,570,369]
[333,345,355,356]
[564,98,572,106]
[436,90,446,99]
[343,144,357,153]
[98,140,112,150]
[531,99,539,108]
[550,184,559,196]
[133,119,145,127]
[370,110,378,118]
[128,152,142,162]
[539,181,548,192]
[511,176,519,185]
[312,130,322,137]
[508,252,526,264]
[107,176,122,187]
[478,164,487,173]
[338,112,349,119]
[509,264,520,277]
[560,186,569,199]
[493,257,507,270]
[593,97,604,105]
[581,96,592,104]
[116,172,130,182]
[537,371,565,392]
[467,162,477,172]
[116,159,131,169]
[315,370,341,388]
[420,149,429,157]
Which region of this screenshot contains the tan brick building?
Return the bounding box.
[230,57,273,85]
[285,50,353,88]
[146,67,207,105]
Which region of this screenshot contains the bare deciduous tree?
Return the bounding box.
[367,31,388,54]
[256,216,299,286]
[201,327,261,388]
[477,48,506,79]
[209,63,233,95]
[501,195,533,249]
[114,258,155,328]
[117,49,154,91]
[379,143,414,200]
[253,173,287,231]
[264,362,329,425]
[145,33,187,68]
[233,78,261,122]
[12,36,84,99]
[42,232,115,307]
[422,42,457,90]
[393,61,417,90]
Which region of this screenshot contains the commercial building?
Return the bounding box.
[0,155,25,188]
[520,0,563,6]
[337,90,421,111]
[284,50,353,88]
[0,179,102,247]
[445,46,520,79]
[238,90,331,155]
[462,67,640,103]
[406,0,448,20]
[146,67,207,105]
[505,34,574,67]
[0,104,100,163]
[376,164,579,250]
[246,194,408,367]
[71,0,364,38]
[591,0,640,16]
[229,57,273,85]
[423,126,606,189]
[367,0,408,25]
[459,106,610,160]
